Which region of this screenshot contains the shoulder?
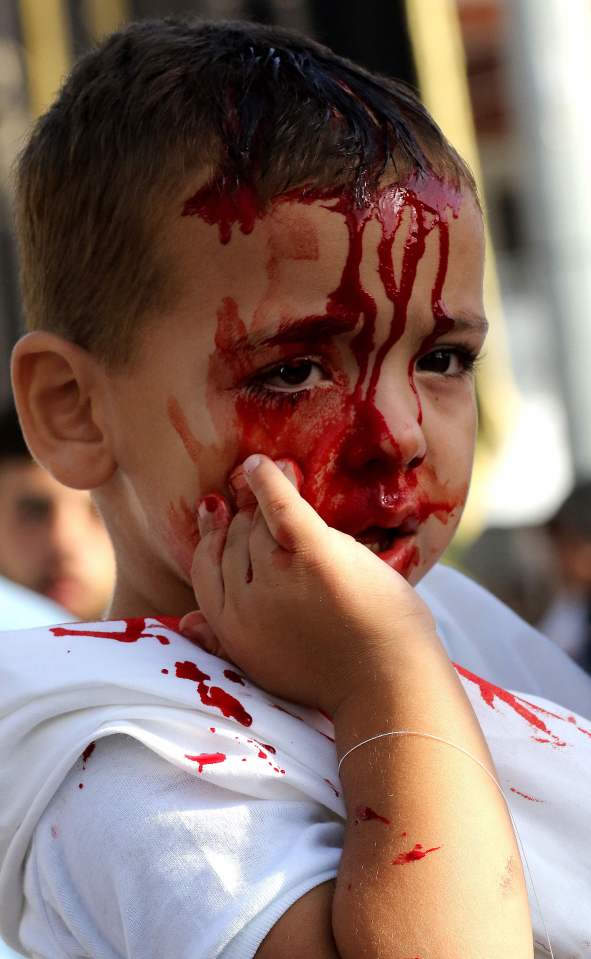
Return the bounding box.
[418,563,591,716]
[20,735,342,959]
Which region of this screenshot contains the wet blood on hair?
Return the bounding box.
[175,659,253,726]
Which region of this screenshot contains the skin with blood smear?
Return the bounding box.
[103,168,485,617]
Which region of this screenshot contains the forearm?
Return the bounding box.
[331,634,533,959]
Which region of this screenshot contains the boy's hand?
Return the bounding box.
[181,454,437,715]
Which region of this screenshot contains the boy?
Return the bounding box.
[1,18,589,959]
[0,405,114,623]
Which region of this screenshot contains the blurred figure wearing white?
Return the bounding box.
[0,575,67,629]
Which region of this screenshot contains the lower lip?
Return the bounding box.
[374,535,419,577]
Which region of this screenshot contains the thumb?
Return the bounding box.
[242,453,326,552]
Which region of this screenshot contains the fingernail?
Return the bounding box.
[243,453,262,475]
[197,493,226,531]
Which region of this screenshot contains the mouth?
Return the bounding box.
[353,517,420,556]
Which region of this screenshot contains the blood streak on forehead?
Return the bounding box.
[178,175,466,574]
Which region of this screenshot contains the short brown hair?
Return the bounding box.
[15,18,475,366]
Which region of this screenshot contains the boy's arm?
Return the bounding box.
[190,456,534,959]
[258,654,531,958]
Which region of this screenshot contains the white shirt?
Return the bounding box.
[1,564,590,958]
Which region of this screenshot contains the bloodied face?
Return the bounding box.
[103,173,486,615]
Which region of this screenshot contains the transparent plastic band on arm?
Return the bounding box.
[337,729,554,958]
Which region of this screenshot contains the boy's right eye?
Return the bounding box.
[256,358,327,393]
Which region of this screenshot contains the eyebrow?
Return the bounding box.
[222,312,489,353]
[224,315,358,353]
[443,314,489,335]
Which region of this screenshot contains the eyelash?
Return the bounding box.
[242,346,482,406]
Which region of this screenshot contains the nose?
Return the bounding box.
[340,388,427,474]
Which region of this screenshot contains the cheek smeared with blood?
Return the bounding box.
[177,176,467,576]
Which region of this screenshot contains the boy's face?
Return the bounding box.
[103,174,486,614]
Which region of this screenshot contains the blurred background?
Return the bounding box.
[0,4,590,626]
[1,3,591,954]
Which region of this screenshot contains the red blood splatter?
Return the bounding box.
[454,663,567,747]
[175,660,253,726]
[209,726,216,733]
[196,176,466,582]
[78,783,84,790]
[185,752,226,774]
[510,787,543,803]
[51,617,177,646]
[182,179,261,244]
[161,668,169,674]
[224,668,246,686]
[166,497,200,573]
[167,396,203,464]
[525,700,591,740]
[323,778,340,798]
[392,842,441,865]
[82,742,95,768]
[355,805,390,825]
[257,750,267,759]
[258,742,276,754]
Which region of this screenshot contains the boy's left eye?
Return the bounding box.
[415,348,476,376]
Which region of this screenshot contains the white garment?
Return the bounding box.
[1,564,590,958]
[0,577,68,631]
[418,564,591,715]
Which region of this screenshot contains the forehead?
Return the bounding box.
[161,176,484,338]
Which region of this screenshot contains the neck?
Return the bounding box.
[108,563,197,620]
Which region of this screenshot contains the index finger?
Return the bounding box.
[242,454,327,552]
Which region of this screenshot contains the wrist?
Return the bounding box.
[327,626,444,719]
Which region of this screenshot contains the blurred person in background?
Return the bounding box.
[460,525,555,627]
[539,481,591,673]
[0,404,115,621]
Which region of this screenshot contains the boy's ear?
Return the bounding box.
[11,332,117,490]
